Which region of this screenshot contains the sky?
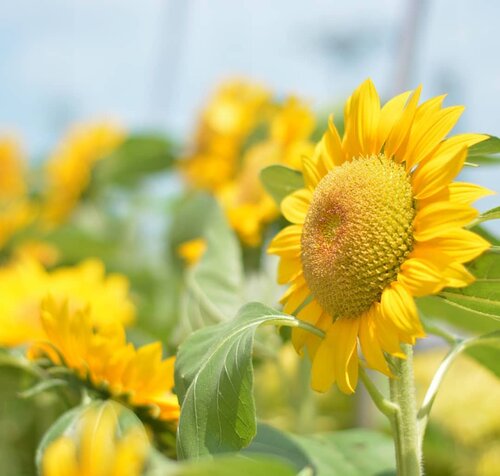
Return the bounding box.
[0,0,499,200]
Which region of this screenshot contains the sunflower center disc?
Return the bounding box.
[301,155,415,319]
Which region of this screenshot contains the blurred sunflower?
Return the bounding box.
[43,121,125,224]
[42,401,150,476]
[219,97,316,246]
[33,297,179,423]
[183,80,316,246]
[182,79,271,193]
[268,79,492,394]
[0,135,33,248]
[0,258,134,347]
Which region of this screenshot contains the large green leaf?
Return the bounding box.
[92,133,175,187]
[465,337,500,378]
[437,250,500,321]
[146,452,295,476]
[418,296,499,334]
[243,423,311,472]
[175,198,243,341]
[260,165,304,205]
[174,303,305,459]
[467,135,500,164]
[294,429,396,476]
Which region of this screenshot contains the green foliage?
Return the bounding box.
[243,423,312,472]
[473,206,500,226]
[176,197,243,340]
[467,135,500,164]
[174,303,303,459]
[0,362,69,476]
[437,250,500,321]
[465,337,500,378]
[146,452,295,476]
[294,429,396,476]
[260,165,304,205]
[92,133,176,188]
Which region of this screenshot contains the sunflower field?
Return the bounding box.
[1,3,500,476]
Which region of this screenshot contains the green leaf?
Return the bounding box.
[437,250,500,321]
[18,378,67,399]
[92,133,175,187]
[175,198,243,341]
[260,165,304,205]
[174,303,304,459]
[147,452,295,476]
[243,423,312,472]
[294,429,396,476]
[471,206,500,226]
[465,331,500,378]
[418,296,499,334]
[467,135,500,164]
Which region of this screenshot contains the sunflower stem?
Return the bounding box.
[388,344,422,476]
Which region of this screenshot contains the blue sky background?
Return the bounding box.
[0,0,498,213]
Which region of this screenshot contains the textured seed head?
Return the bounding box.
[301,155,415,319]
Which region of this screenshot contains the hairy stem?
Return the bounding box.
[388,344,422,476]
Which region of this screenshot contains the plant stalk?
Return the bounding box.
[388,344,422,476]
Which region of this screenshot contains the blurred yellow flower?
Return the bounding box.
[43,121,125,224]
[42,401,150,476]
[219,97,316,245]
[0,258,134,347]
[269,79,490,394]
[183,80,316,245]
[0,135,33,248]
[182,79,271,192]
[177,238,207,266]
[14,240,60,267]
[34,297,179,422]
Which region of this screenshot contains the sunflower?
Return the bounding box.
[217,96,316,246]
[43,121,125,224]
[0,258,134,347]
[33,296,179,422]
[0,135,33,248]
[42,401,150,476]
[268,79,492,394]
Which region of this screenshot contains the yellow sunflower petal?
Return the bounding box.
[416,228,490,263]
[384,85,422,160]
[398,258,444,297]
[358,309,391,375]
[331,318,360,394]
[412,147,468,200]
[448,182,495,204]
[373,304,405,358]
[356,79,381,156]
[281,189,312,224]
[413,201,478,241]
[302,155,322,190]
[310,325,336,392]
[402,105,464,169]
[323,115,345,166]
[277,256,302,284]
[268,224,302,257]
[381,281,424,338]
[441,262,476,288]
[376,91,411,151]
[304,312,332,359]
[283,281,310,314]
[292,299,325,353]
